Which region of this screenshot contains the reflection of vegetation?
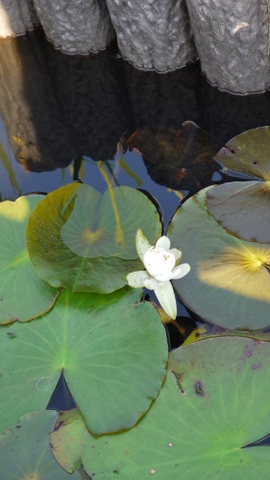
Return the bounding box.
[0,141,21,196]
[1,126,270,477]
[98,160,125,248]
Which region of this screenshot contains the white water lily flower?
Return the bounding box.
[126,229,190,319]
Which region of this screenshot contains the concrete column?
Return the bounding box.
[105,0,195,72]
[186,0,270,94]
[33,0,115,54]
[0,0,39,37]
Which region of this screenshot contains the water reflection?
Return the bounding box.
[0,26,270,193]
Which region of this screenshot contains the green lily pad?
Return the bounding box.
[211,127,270,242]
[51,337,270,479]
[51,409,87,473]
[0,410,82,479]
[168,187,270,330]
[206,181,270,244]
[0,195,60,324]
[0,287,167,435]
[215,126,270,180]
[26,183,161,293]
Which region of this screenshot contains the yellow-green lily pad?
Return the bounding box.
[26,183,162,293]
[215,126,270,181]
[168,187,270,330]
[0,195,60,324]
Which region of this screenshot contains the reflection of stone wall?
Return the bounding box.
[0,30,75,172]
[2,28,270,177]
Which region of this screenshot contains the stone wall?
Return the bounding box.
[0,0,269,94]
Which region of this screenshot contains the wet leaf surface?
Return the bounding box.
[168,187,270,329]
[0,195,60,324]
[0,287,167,435]
[26,183,162,293]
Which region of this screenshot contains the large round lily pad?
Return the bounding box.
[206,180,270,244]
[215,126,270,180]
[51,337,270,479]
[0,195,60,324]
[26,183,162,293]
[168,187,270,330]
[0,287,167,435]
[0,410,82,479]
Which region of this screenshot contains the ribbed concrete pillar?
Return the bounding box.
[105,0,195,72]
[33,0,115,54]
[186,0,270,94]
[0,0,39,37]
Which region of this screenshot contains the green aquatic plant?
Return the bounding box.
[0,125,270,479]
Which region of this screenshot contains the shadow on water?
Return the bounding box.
[1,26,270,177]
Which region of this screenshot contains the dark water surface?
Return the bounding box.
[1,27,270,411]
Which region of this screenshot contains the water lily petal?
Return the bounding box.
[154,281,177,319]
[156,235,170,251]
[143,277,161,290]
[155,271,174,282]
[171,263,191,280]
[144,247,175,277]
[135,229,152,263]
[126,270,150,288]
[169,248,182,264]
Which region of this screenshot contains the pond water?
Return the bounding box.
[1,26,270,415]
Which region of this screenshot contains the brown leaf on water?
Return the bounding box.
[126,121,222,192]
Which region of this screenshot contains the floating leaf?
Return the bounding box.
[0,195,60,324]
[54,337,270,479]
[0,287,167,435]
[51,409,86,473]
[0,410,82,479]
[168,188,270,329]
[215,126,270,180]
[26,183,161,293]
[206,181,270,243]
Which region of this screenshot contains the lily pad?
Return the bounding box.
[168,187,270,329]
[0,410,82,479]
[215,126,270,180]
[0,195,60,324]
[0,287,167,435]
[206,181,270,244]
[26,183,162,293]
[51,337,270,479]
[51,409,87,473]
